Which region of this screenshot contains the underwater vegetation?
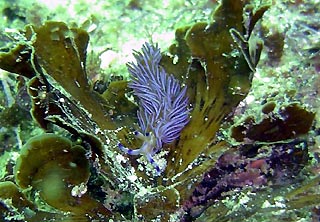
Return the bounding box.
[0,0,319,221]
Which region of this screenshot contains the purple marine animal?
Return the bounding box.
[118,43,190,174]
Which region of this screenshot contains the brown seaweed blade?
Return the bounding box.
[159,0,269,204]
[14,133,112,218]
[0,21,135,157]
[0,22,129,134]
[24,22,117,131]
[163,0,267,175]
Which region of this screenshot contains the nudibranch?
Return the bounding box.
[118,43,189,174]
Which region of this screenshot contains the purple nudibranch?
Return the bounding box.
[118,42,190,174]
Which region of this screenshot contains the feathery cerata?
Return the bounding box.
[118,42,189,174]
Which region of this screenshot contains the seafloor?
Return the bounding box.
[0,0,319,221]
